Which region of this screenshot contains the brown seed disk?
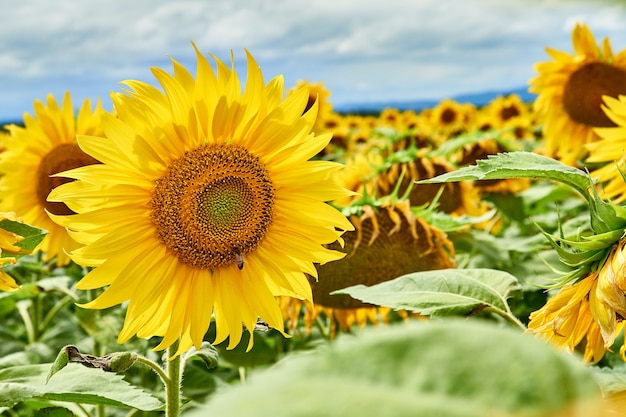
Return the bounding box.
[310,206,456,309]
[151,143,274,270]
[563,62,626,127]
[37,143,100,215]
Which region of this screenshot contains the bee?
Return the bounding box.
[234,251,244,270]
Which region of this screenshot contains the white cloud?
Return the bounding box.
[1,0,625,120]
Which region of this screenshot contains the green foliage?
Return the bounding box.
[0,363,163,410]
[335,268,523,326]
[419,151,626,233]
[188,320,600,417]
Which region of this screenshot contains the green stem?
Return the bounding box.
[40,294,74,331]
[33,294,41,340]
[165,340,182,417]
[135,356,169,385]
[87,289,106,417]
[16,300,35,344]
[314,315,331,340]
[487,306,527,331]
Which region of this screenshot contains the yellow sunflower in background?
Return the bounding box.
[425,99,477,146]
[586,95,626,202]
[281,201,455,336]
[0,92,103,266]
[49,46,354,355]
[289,80,334,131]
[529,22,626,165]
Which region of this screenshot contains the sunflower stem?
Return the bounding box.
[165,340,182,417]
[486,306,527,331]
[134,356,170,387]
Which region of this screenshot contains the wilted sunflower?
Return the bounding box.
[529,22,626,165]
[0,92,103,266]
[586,95,626,202]
[527,239,626,364]
[48,47,353,355]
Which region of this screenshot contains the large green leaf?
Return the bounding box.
[188,320,600,417]
[418,151,626,233]
[0,363,163,410]
[419,151,592,195]
[334,268,522,320]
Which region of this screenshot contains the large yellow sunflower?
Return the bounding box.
[529,22,626,165]
[0,92,103,266]
[48,47,354,355]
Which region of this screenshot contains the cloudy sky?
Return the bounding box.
[1,0,625,122]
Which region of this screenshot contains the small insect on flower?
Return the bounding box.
[234,250,244,270]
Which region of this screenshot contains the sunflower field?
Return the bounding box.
[3,21,626,417]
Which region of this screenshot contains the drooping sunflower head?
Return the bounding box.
[281,201,455,337]
[0,92,103,266]
[528,234,626,364]
[49,46,354,355]
[529,22,626,165]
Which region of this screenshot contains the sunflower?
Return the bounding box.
[529,22,626,165]
[288,80,333,131]
[281,201,455,336]
[527,239,626,364]
[427,99,476,140]
[48,47,354,355]
[586,95,626,202]
[481,94,530,129]
[0,92,103,266]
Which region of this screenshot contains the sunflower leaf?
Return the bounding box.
[418,151,592,195]
[0,363,163,410]
[187,321,601,417]
[333,268,522,320]
[592,367,626,396]
[418,151,626,233]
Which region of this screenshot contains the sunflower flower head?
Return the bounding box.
[527,239,626,364]
[48,46,354,356]
[529,22,626,165]
[527,191,626,363]
[0,92,103,266]
[282,198,455,337]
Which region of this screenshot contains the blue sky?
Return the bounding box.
[1,0,625,122]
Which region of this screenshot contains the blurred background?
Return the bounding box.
[1,0,625,123]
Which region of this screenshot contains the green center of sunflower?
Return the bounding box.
[563,62,626,127]
[37,143,100,215]
[151,143,275,270]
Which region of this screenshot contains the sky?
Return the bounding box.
[1,0,626,122]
